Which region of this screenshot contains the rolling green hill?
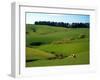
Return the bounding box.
[26,24,89,67]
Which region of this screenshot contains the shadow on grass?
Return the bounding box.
[26,59,39,62]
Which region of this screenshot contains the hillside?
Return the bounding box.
[26,24,89,67]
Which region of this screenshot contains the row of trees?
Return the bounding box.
[35,21,89,28]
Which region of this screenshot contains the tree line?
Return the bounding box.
[35,21,89,28]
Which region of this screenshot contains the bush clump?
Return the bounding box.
[79,34,86,39]
[26,31,29,34]
[30,42,46,46]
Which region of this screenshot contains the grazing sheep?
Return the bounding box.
[68,54,77,58]
[72,54,77,58]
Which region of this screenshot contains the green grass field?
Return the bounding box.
[26,24,89,67]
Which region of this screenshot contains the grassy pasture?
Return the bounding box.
[26,24,89,67]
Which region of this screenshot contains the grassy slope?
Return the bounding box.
[26,25,89,46]
[26,24,89,67]
[26,47,55,60]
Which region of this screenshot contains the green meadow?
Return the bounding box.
[26,24,89,67]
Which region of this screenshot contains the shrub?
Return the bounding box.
[51,51,55,54]
[30,42,45,46]
[32,28,36,32]
[79,34,86,39]
[26,31,29,34]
